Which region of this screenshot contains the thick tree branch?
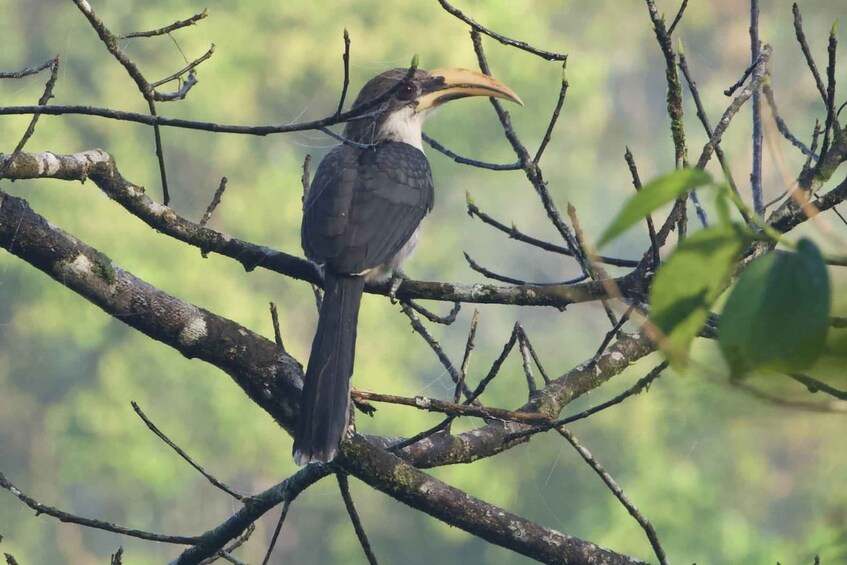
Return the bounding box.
[0,149,628,308]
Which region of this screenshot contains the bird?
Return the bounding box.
[294,65,522,465]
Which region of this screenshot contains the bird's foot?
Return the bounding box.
[353,398,377,417]
[388,270,407,304]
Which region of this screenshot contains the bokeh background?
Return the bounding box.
[1,0,845,563]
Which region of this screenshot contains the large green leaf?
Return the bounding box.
[598,168,713,247]
[650,224,752,367]
[718,238,831,377]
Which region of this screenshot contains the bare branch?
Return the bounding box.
[423,133,521,170]
[269,302,287,353]
[351,389,551,425]
[337,474,379,565]
[116,10,208,39]
[436,0,567,61]
[200,177,228,227]
[0,470,199,544]
[762,81,819,160]
[467,199,638,267]
[0,58,56,79]
[456,309,481,403]
[793,3,830,107]
[677,52,750,224]
[463,251,588,286]
[336,29,351,116]
[172,465,332,565]
[750,0,764,215]
[131,402,245,501]
[667,0,689,36]
[696,45,772,170]
[403,299,461,325]
[533,62,569,163]
[558,428,668,565]
[788,373,847,401]
[260,501,290,565]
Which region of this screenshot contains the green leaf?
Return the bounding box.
[599,168,713,247]
[718,238,831,377]
[649,224,752,367]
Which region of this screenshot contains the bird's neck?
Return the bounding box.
[378,106,424,151]
[344,106,425,151]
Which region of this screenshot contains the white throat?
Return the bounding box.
[380,106,425,151]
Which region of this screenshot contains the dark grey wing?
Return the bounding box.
[302,141,434,275]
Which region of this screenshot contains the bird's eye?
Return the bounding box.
[396,82,417,101]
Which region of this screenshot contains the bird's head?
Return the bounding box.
[342,67,522,148]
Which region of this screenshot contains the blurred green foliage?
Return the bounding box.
[1,0,845,563]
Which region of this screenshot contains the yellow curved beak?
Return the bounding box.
[416,67,523,112]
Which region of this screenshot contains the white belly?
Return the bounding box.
[364,226,421,283]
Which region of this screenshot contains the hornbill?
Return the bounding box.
[294,66,522,464]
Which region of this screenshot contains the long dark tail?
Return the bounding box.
[293,271,364,465]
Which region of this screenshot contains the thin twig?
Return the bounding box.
[750,0,764,216]
[337,474,379,565]
[387,418,453,452]
[155,72,199,102]
[0,58,55,79]
[423,134,521,170]
[336,29,351,116]
[792,3,829,107]
[504,361,667,443]
[515,326,551,384]
[589,306,634,363]
[404,299,461,325]
[351,389,550,425]
[269,302,286,353]
[151,44,215,89]
[723,53,765,96]
[624,148,660,265]
[467,200,638,267]
[677,51,750,223]
[762,81,819,160]
[437,0,567,61]
[117,10,208,39]
[0,470,199,544]
[516,324,538,395]
[819,23,839,160]
[260,502,290,565]
[131,402,245,501]
[696,45,772,170]
[645,0,687,170]
[456,309,481,403]
[566,202,619,326]
[533,62,569,164]
[558,428,668,565]
[463,251,588,286]
[200,177,228,226]
[465,326,519,406]
[200,525,254,565]
[400,303,470,399]
[788,373,847,400]
[667,0,689,36]
[320,126,378,149]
